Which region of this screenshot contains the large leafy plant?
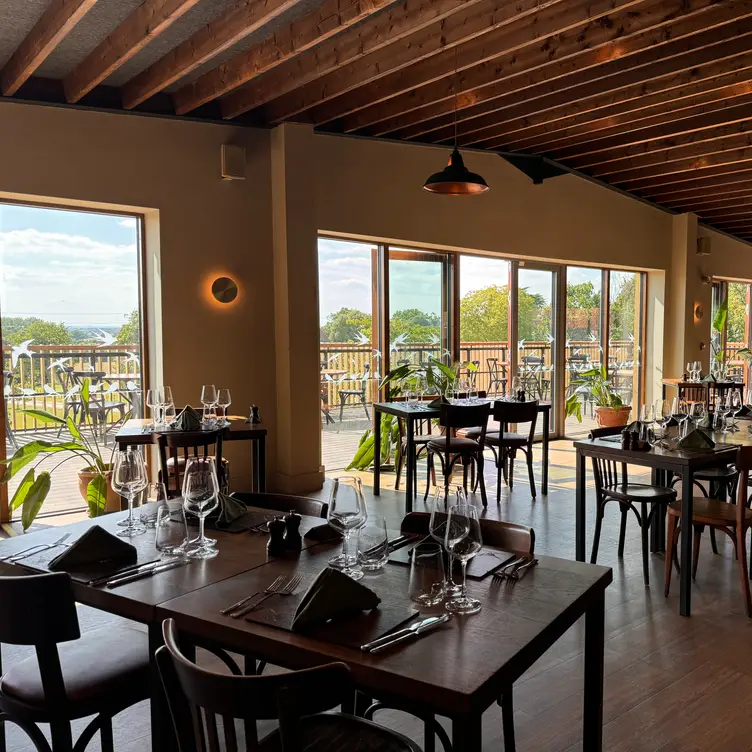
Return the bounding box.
[565,364,624,423]
[1,379,120,530]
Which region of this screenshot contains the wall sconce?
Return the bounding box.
[694,303,704,323]
[700,274,712,285]
[211,276,238,304]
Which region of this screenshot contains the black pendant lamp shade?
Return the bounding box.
[423,147,489,195]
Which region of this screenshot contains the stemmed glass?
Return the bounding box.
[182,457,219,559]
[729,390,743,431]
[429,485,467,598]
[161,386,174,426]
[444,504,483,615]
[201,384,218,428]
[692,361,701,382]
[145,388,162,429]
[639,403,655,443]
[111,448,148,537]
[217,388,232,426]
[327,476,367,580]
[716,394,730,433]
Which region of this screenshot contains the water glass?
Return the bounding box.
[407,389,418,405]
[111,448,148,538]
[444,504,483,615]
[155,504,189,556]
[182,456,219,559]
[429,485,466,597]
[327,476,367,579]
[139,482,168,527]
[357,516,389,572]
[409,542,445,607]
[202,404,218,429]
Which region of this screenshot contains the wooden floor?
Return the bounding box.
[5,439,752,752]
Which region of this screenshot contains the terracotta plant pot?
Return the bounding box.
[77,467,120,516]
[594,405,632,428]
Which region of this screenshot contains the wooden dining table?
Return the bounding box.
[0,510,612,752]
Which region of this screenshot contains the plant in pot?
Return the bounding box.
[565,364,631,427]
[1,379,125,530]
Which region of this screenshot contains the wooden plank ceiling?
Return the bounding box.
[2,0,752,242]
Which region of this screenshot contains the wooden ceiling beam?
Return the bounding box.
[663,191,752,211]
[122,0,306,109]
[641,170,752,199]
[248,0,649,125]
[345,0,728,136]
[63,0,200,103]
[172,0,407,115]
[695,204,752,220]
[709,219,752,231]
[1,0,98,96]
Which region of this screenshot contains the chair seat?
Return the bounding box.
[603,483,676,502]
[484,431,527,447]
[260,712,419,752]
[668,497,752,525]
[693,466,738,481]
[401,434,434,446]
[0,626,150,719]
[428,437,481,453]
[339,390,365,397]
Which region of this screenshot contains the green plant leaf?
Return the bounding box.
[18,409,66,425]
[712,297,728,335]
[67,417,83,443]
[9,467,36,512]
[86,474,108,517]
[1,443,42,481]
[81,378,90,417]
[565,393,583,422]
[21,471,51,531]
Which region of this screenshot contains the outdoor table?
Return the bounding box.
[661,378,744,412]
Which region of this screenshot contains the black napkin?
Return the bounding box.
[702,374,717,383]
[677,428,715,450]
[737,405,751,417]
[303,523,343,542]
[625,421,644,434]
[291,567,381,632]
[49,525,137,574]
[665,416,679,427]
[212,493,247,528]
[170,405,202,431]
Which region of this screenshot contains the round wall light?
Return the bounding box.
[211,276,238,304]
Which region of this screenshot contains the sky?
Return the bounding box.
[0,204,140,327]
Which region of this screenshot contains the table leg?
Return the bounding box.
[405,418,414,514]
[680,468,694,617]
[583,590,605,752]
[576,448,586,561]
[452,714,482,752]
[251,441,259,493]
[148,622,176,752]
[541,408,550,495]
[374,408,381,496]
[258,437,266,492]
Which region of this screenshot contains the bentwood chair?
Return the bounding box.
[338,364,371,422]
[0,573,149,752]
[157,430,229,497]
[229,491,328,518]
[156,618,422,752]
[588,426,676,586]
[486,357,507,396]
[394,406,436,494]
[665,446,752,616]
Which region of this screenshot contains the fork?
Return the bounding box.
[3,533,71,563]
[222,575,285,616]
[492,556,528,583]
[506,559,538,585]
[231,576,295,618]
[244,573,303,615]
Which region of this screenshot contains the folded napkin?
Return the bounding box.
[625,421,644,434]
[677,428,715,450]
[737,405,751,417]
[49,525,137,572]
[702,374,717,383]
[291,567,381,632]
[212,492,247,528]
[170,405,202,432]
[303,523,343,542]
[665,416,679,427]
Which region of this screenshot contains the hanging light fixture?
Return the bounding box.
[423,50,489,195]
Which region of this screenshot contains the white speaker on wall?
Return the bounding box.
[221,144,246,180]
[696,236,711,256]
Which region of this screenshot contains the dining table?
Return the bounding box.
[0,509,612,752]
[373,399,552,511]
[574,424,752,617]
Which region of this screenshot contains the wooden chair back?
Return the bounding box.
[438,403,491,452]
[400,512,534,556]
[492,400,539,443]
[588,426,623,439]
[229,492,328,518]
[157,618,353,752]
[157,430,225,497]
[591,455,628,495]
[735,446,752,523]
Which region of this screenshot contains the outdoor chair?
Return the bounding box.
[338,363,370,422]
[486,357,507,395]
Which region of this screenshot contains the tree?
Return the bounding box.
[459,285,550,342]
[567,281,600,310]
[116,310,141,345]
[726,283,747,344]
[322,307,371,342]
[566,281,601,340]
[4,318,71,346]
[389,308,440,343]
[609,275,637,341]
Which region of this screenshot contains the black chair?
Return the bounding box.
[588,426,676,585]
[0,572,149,752]
[338,364,370,422]
[424,402,491,505]
[157,430,229,497]
[484,400,539,500]
[229,491,328,518]
[394,409,436,494]
[156,618,422,752]
[486,357,507,396]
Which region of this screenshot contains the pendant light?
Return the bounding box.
[423,50,489,195]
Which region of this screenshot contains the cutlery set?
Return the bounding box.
[361,613,452,653]
[222,573,304,618]
[0,533,72,563]
[492,556,538,584]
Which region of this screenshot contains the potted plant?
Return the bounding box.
[565,364,631,427]
[1,379,124,530]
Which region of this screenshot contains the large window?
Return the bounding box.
[711,279,751,382]
[0,203,144,522]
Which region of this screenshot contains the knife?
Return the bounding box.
[360,614,451,653]
[105,559,188,588]
[89,559,162,587]
[362,534,412,558]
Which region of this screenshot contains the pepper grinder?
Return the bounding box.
[249,405,261,424]
[283,510,302,551]
[266,516,286,557]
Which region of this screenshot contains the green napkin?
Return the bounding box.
[677,428,715,450]
[702,374,717,383]
[291,567,381,632]
[49,525,137,571]
[737,405,751,417]
[212,492,247,528]
[170,405,202,431]
[303,523,343,542]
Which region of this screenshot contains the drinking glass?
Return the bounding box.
[511,377,521,398]
[468,383,479,402]
[692,361,701,382]
[111,448,148,538]
[639,403,654,442]
[201,384,217,409]
[155,504,189,556]
[139,481,168,527]
[686,362,692,380]
[202,404,217,429]
[459,378,470,401]
[182,457,219,559]
[444,504,483,615]
[409,542,446,607]
[416,378,426,406]
[730,390,743,430]
[406,389,418,405]
[357,516,389,572]
[145,388,162,429]
[327,476,367,580]
[217,388,232,426]
[716,395,730,433]
[163,403,176,425]
[429,485,466,597]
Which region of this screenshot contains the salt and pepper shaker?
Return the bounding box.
[283,510,302,551]
[249,405,261,424]
[266,517,286,557]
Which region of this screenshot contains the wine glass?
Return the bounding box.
[730,390,743,431]
[145,388,162,429]
[182,457,219,559]
[686,362,692,381]
[201,384,217,409]
[444,504,483,615]
[676,400,691,438]
[716,394,730,433]
[139,481,168,527]
[327,476,367,580]
[692,361,701,382]
[111,448,148,538]
[429,485,466,598]
[217,388,232,426]
[161,386,174,427]
[639,403,654,442]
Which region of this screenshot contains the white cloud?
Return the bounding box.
[330,278,369,288]
[119,217,138,228]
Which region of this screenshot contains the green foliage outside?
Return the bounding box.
[4,318,72,347]
[608,275,637,341]
[116,310,141,345]
[727,283,747,343]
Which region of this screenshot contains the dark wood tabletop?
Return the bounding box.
[115,416,267,446]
